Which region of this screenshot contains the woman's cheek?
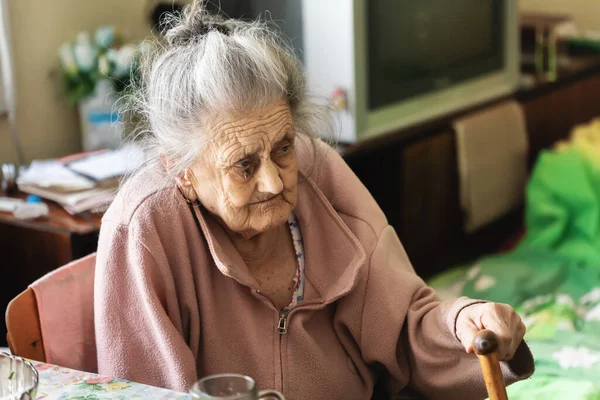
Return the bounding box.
[223,176,256,208]
[278,153,298,177]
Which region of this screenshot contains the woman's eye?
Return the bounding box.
[234,159,254,179]
[235,159,250,169]
[276,142,291,155]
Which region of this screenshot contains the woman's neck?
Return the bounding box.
[227,223,286,267]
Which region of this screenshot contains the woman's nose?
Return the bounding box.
[256,159,283,195]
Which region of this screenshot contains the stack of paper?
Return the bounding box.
[66,145,145,181]
[17,145,145,215]
[17,160,96,191]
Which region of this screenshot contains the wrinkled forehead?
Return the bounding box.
[205,101,294,161]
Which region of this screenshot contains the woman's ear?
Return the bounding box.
[162,155,198,202]
[176,169,198,202]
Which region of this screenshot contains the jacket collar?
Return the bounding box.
[191,176,366,305]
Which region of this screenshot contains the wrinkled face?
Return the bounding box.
[189,101,298,237]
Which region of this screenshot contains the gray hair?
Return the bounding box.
[121,1,333,186]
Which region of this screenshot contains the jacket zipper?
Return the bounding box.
[256,292,324,394]
[277,308,289,334]
[277,308,289,392]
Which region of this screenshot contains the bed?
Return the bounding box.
[427,119,600,399]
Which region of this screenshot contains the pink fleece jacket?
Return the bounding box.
[94,139,534,399]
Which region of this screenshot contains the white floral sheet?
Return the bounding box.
[428,249,600,399]
[34,361,192,400]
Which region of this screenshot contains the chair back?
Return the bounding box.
[6,287,45,362]
[5,253,97,372]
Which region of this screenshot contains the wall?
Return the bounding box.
[520,0,600,33]
[0,0,188,164]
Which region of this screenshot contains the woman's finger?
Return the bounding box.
[457,316,482,353]
[508,320,527,358]
[457,302,527,360]
[480,311,514,360]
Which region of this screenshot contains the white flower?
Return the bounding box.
[466,265,481,280]
[112,44,136,76]
[95,26,116,48]
[585,304,600,321]
[73,43,97,71]
[581,288,600,305]
[58,43,77,74]
[98,54,110,76]
[522,294,553,311]
[552,346,600,369]
[474,275,496,292]
[556,294,575,306]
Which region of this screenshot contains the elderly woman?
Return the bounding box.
[95,2,534,399]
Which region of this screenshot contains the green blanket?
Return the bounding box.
[517,146,600,265]
[428,129,600,399]
[429,250,600,399]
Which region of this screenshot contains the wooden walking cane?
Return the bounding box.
[473,329,508,400]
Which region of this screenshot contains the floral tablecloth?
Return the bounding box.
[33,361,193,399]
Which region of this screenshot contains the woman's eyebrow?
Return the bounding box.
[221,123,293,166]
[273,125,294,145]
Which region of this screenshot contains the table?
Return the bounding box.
[0,190,102,346]
[33,361,192,399]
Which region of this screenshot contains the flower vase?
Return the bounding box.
[77,79,122,151]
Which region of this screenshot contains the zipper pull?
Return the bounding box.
[277,310,289,335]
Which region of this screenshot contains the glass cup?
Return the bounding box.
[189,374,285,400]
[0,353,39,400]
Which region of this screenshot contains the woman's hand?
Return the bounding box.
[455,302,526,361]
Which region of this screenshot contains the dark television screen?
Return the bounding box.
[367,0,505,111]
[203,0,305,61]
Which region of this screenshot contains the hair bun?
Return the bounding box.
[163,1,231,46]
[196,23,231,36]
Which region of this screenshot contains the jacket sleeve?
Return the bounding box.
[94,220,197,392]
[360,225,534,399]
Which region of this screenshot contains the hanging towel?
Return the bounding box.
[454,101,528,233]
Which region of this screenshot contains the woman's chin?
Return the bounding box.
[220,193,296,236]
[247,203,293,233]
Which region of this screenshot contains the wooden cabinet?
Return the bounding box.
[521,73,600,165]
[344,57,600,279]
[400,131,460,268]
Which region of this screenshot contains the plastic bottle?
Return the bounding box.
[77,79,123,151]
